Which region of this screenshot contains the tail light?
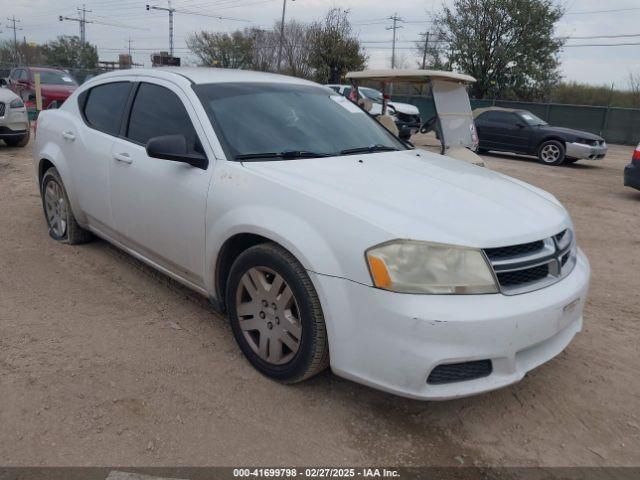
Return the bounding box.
[633,144,640,164]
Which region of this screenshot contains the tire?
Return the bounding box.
[4,129,30,147]
[226,242,329,383]
[41,167,93,244]
[564,158,579,165]
[537,140,566,166]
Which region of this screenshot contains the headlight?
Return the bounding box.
[366,240,498,294]
[9,98,24,109]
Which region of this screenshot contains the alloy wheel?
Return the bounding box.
[44,180,68,238]
[541,144,561,163]
[235,266,302,365]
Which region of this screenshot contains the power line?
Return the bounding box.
[146,2,176,56]
[565,6,640,15]
[6,15,22,66]
[386,13,403,69]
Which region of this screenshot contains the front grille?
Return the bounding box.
[0,103,5,117]
[427,360,492,385]
[484,229,576,295]
[396,112,421,125]
[497,264,549,287]
[485,240,544,260]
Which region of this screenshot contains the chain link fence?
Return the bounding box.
[392,95,640,146]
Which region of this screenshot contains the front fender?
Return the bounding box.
[205,204,343,294]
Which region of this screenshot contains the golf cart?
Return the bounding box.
[345,69,484,166]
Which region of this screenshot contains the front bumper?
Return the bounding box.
[311,249,590,400]
[624,162,640,190]
[565,141,607,160]
[0,105,29,138]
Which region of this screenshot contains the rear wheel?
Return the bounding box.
[41,167,93,244]
[537,140,566,166]
[226,243,329,383]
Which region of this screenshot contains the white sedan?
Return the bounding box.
[0,86,30,147]
[33,68,590,400]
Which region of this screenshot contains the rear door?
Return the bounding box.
[109,80,212,287]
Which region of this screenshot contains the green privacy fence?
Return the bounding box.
[392,95,640,146]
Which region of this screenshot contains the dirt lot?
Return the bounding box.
[0,139,639,468]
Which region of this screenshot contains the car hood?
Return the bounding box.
[242,149,570,247]
[388,101,420,116]
[538,125,603,141]
[0,87,19,102]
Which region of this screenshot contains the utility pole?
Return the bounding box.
[147,1,176,56]
[59,8,93,44]
[386,13,403,69]
[6,16,22,66]
[277,0,294,72]
[128,37,133,56]
[420,31,430,69]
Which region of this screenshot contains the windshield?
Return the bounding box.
[34,70,78,86]
[194,82,405,160]
[518,111,547,126]
[359,87,383,103]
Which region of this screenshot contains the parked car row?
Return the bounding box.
[3,66,78,109]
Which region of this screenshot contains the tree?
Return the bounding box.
[435,0,564,100]
[308,8,367,84]
[187,30,254,69]
[43,36,98,69]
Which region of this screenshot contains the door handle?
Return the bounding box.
[61,131,76,141]
[112,152,133,164]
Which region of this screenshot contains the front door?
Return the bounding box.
[109,80,212,287]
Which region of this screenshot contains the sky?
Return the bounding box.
[1,0,639,89]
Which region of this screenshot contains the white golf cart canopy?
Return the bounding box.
[345,69,476,84]
[345,69,484,167]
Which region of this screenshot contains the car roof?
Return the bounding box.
[90,67,318,87]
[472,107,527,118]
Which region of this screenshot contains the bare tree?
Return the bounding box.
[629,72,640,108]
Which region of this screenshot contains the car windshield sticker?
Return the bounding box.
[331,95,364,114]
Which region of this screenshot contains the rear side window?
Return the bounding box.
[126,83,199,152]
[480,111,514,124]
[83,82,132,136]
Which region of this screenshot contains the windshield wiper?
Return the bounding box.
[340,144,400,156]
[235,150,331,161]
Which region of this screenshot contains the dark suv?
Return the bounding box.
[474,107,608,166]
[8,67,78,109]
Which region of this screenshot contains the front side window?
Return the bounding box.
[127,83,200,152]
[83,82,132,136]
[193,82,405,160]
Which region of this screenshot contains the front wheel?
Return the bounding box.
[538,140,566,166]
[226,243,329,383]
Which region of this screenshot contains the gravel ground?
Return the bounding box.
[0,139,638,467]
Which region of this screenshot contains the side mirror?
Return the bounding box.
[398,126,413,142]
[146,135,209,170]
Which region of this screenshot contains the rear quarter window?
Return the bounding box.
[82,82,132,136]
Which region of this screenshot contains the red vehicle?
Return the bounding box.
[8,67,78,109]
